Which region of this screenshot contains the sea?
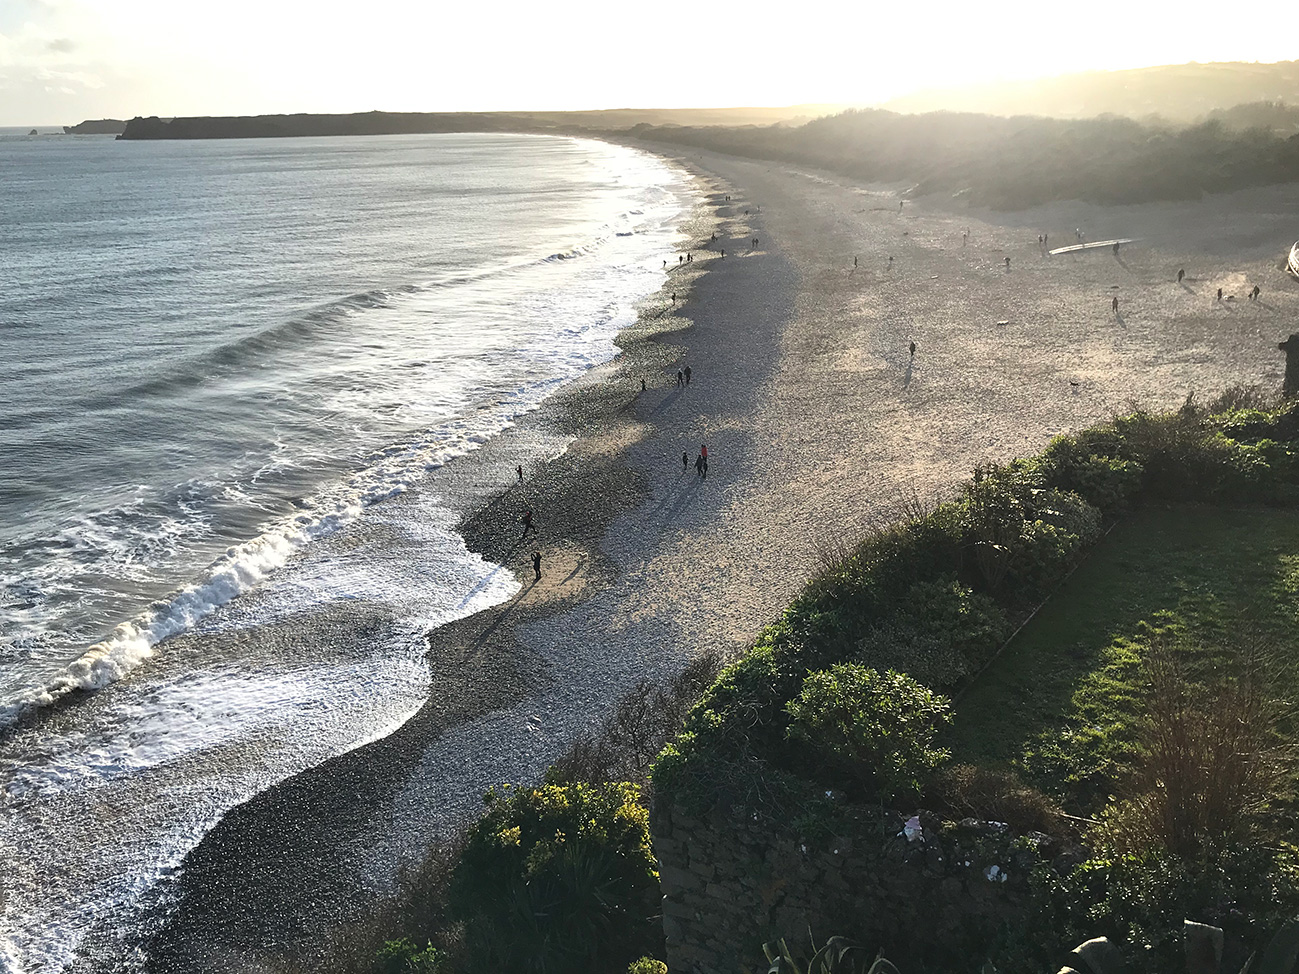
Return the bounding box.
[0,128,694,973]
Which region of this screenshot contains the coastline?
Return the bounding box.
[139,147,1298,970]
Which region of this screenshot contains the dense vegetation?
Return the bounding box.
[631,110,1299,208]
[654,389,1299,971]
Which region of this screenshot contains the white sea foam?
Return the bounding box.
[0,132,698,973]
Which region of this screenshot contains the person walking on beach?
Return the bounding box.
[854,256,858,268]
[676,369,684,387]
[1252,284,1261,301]
[520,509,536,540]
[532,551,542,581]
[909,340,916,358]
[962,229,969,246]
[720,249,725,257]
[1005,256,1011,270]
[672,292,676,303]
[516,464,523,482]
[682,451,689,473]
[684,365,692,386]
[700,444,708,478]
[694,453,703,477]
[641,377,646,392]
[888,256,893,270]
[686,253,692,263]
[1177,268,1185,283]
[1112,296,1119,313]
[1217,287,1223,302]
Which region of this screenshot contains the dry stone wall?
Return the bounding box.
[652,801,1048,974]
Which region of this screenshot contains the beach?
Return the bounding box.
[140,148,1298,971]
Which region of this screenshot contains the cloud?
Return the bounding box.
[46,37,74,53]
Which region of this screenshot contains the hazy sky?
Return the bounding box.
[1,0,1295,125]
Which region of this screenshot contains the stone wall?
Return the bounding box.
[651,801,1047,974]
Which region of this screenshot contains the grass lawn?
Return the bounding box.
[950,504,1299,815]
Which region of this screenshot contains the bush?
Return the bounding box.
[376,939,442,974]
[1037,441,1143,516]
[785,664,952,804]
[626,958,667,974]
[448,782,661,974]
[856,577,1007,688]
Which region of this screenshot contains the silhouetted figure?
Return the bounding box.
[721,249,725,257]
[854,256,858,268]
[1177,268,1185,283]
[682,451,689,473]
[700,444,708,478]
[1112,296,1119,313]
[672,292,676,303]
[678,255,683,264]
[516,464,523,482]
[1004,256,1011,270]
[888,256,893,269]
[1252,285,1261,301]
[899,200,904,211]
[684,366,692,386]
[676,369,684,387]
[687,253,692,263]
[1217,287,1223,302]
[752,237,758,248]
[909,340,916,358]
[1112,242,1120,255]
[1043,233,1048,246]
[694,454,703,477]
[641,377,646,391]
[962,229,969,246]
[1281,334,1299,397]
[532,551,542,581]
[520,509,536,540]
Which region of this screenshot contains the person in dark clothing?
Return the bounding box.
[677,369,684,387]
[684,366,692,386]
[641,377,646,391]
[520,509,536,540]
[516,464,523,482]
[532,551,541,581]
[909,340,916,358]
[694,454,703,477]
[1112,296,1119,313]
[854,256,858,268]
[1177,268,1185,283]
[682,451,689,473]
[1217,287,1223,302]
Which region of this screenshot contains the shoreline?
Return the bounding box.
[136,161,742,970]
[138,145,1299,970]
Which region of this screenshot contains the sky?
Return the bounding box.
[1,0,1295,126]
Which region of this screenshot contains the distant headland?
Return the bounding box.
[114,107,828,140]
[64,119,128,135]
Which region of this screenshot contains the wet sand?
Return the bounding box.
[139,150,1299,971]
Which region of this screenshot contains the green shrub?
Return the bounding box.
[1037,442,1143,516]
[785,664,952,803]
[1030,489,1103,545]
[375,939,441,974]
[448,781,661,974]
[1005,519,1086,600]
[626,958,667,974]
[856,577,1007,688]
[1012,846,1299,974]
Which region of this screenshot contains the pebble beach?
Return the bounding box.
[141,147,1299,971]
